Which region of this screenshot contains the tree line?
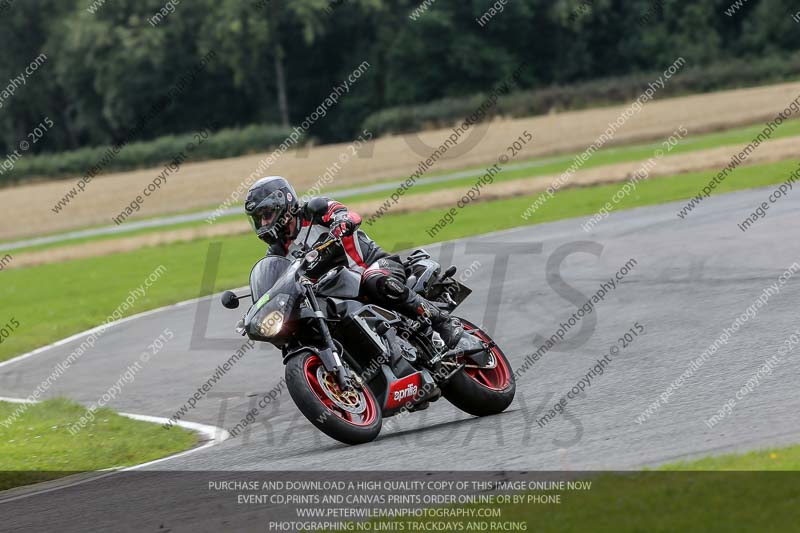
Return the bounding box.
[0,0,798,157]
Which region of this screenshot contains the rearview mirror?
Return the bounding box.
[221,291,240,309]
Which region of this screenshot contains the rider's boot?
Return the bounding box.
[398,291,463,349]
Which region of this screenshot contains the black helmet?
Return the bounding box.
[244,176,300,243]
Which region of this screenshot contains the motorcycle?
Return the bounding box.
[221,236,515,445]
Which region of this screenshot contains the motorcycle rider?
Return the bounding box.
[244,176,464,349]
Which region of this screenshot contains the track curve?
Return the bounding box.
[2,186,799,485]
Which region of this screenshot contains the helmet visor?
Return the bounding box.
[255,205,280,229]
[248,191,287,242]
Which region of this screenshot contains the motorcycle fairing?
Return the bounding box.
[379,366,437,415]
[249,255,292,304]
[244,256,303,344]
[314,266,362,299]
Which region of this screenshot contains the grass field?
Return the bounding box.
[3,81,799,241]
[5,117,800,258]
[1,157,797,363]
[0,399,196,491]
[339,118,800,205]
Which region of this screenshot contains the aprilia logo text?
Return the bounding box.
[393,383,418,402]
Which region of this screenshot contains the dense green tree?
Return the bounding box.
[0,0,77,152]
[199,0,333,126]
[0,0,798,156]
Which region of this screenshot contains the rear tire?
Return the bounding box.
[286,351,382,445]
[440,320,516,417]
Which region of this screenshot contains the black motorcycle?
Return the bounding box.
[221,237,515,445]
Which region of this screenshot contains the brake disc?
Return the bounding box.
[316,367,367,414]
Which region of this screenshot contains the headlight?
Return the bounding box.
[259,311,284,337]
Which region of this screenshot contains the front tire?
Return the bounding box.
[440,319,516,417]
[285,351,382,445]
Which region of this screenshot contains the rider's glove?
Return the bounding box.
[329,218,356,239]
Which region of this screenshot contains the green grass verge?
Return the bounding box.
[1,158,797,362]
[353,472,800,533]
[4,214,239,256]
[340,118,800,205]
[330,446,800,533]
[661,444,800,470]
[4,118,799,255]
[0,399,196,491]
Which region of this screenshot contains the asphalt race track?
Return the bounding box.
[3,187,800,530]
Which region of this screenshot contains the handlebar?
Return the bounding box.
[313,236,341,253]
[297,235,342,264]
[291,235,341,260]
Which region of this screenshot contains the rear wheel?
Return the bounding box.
[286,351,382,445]
[440,319,516,417]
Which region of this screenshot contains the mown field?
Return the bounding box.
[5,117,800,267]
[2,81,799,241]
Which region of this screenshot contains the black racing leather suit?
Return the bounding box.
[266,198,458,340]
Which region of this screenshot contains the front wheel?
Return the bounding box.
[440,319,516,417]
[285,351,382,445]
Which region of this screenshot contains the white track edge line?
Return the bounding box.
[0,294,214,369]
[118,413,230,471]
[0,396,229,503]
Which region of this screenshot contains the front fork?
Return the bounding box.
[303,283,352,389]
